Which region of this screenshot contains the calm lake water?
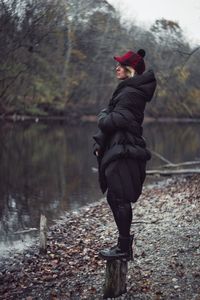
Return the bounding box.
[0,121,200,256]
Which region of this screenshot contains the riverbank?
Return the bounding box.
[0,174,199,299]
[1,113,200,124]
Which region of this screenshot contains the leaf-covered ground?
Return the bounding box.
[0,175,199,300]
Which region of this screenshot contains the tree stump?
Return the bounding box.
[103,259,128,299]
[39,214,47,254]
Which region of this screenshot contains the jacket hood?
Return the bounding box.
[116,69,157,102]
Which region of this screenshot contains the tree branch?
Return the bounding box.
[151,150,173,165]
[147,169,200,176]
[162,160,200,168]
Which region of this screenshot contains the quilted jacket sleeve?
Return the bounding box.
[98,95,136,134]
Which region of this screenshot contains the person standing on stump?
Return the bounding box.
[93,49,157,260]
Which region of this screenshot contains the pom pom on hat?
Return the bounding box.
[137,49,146,58]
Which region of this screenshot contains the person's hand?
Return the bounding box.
[93,142,100,157]
[98,108,109,120]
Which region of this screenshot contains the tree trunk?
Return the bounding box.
[39,214,47,254]
[103,259,128,299]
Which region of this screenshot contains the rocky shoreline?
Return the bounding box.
[0,175,200,300]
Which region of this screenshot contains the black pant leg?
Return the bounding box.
[107,190,132,237]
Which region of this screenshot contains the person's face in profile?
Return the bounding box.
[115,64,128,80]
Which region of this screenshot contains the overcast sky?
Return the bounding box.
[107,0,200,45]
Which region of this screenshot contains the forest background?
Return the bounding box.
[0,0,200,120]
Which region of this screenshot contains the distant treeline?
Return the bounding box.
[0,0,200,119]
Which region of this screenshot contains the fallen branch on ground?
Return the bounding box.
[151,151,173,164]
[132,220,162,224]
[162,160,200,168]
[13,228,38,235]
[147,169,200,175]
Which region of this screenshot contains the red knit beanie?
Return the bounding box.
[114,49,146,75]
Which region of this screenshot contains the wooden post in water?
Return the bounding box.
[39,214,47,254]
[103,259,128,299]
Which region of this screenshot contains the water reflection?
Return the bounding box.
[0,121,199,256]
[145,122,200,169]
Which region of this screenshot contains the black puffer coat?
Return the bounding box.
[93,69,157,202]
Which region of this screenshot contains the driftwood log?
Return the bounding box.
[146,168,200,176]
[162,160,200,168]
[103,259,128,299]
[39,214,47,254]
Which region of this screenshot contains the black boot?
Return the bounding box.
[111,234,134,250]
[99,235,134,261]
